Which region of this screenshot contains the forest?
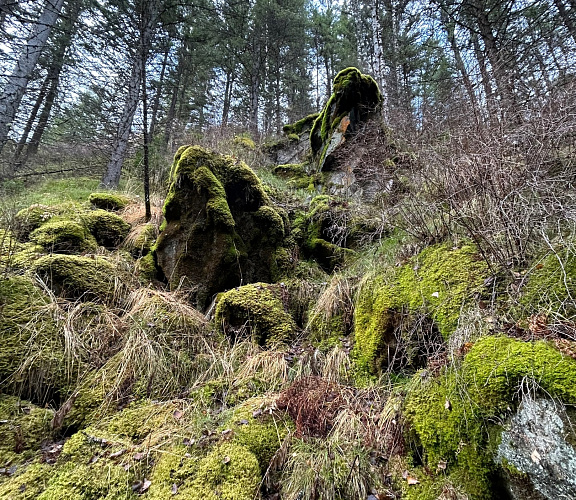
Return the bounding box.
[0,0,576,499]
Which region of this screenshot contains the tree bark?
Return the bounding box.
[0,0,65,153]
[101,0,158,189]
[149,43,169,140]
[554,0,576,44]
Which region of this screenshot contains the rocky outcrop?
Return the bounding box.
[498,398,576,500]
[154,146,287,309]
[310,67,382,172]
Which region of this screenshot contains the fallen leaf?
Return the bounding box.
[131,481,143,492]
[133,452,145,461]
[182,438,195,446]
[222,456,231,465]
[140,479,152,493]
[237,419,249,425]
[444,399,452,411]
[531,449,541,464]
[407,476,420,485]
[402,470,409,479]
[173,410,183,420]
[171,483,178,495]
[110,449,126,459]
[88,455,99,465]
[221,429,233,437]
[431,291,439,298]
[252,409,262,418]
[437,460,447,471]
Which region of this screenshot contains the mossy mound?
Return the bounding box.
[14,204,61,239]
[403,335,576,499]
[354,242,490,373]
[0,275,69,401]
[292,195,355,271]
[0,395,53,465]
[224,398,292,469]
[30,219,98,253]
[88,192,131,211]
[32,254,123,301]
[155,146,287,309]
[82,210,131,249]
[521,245,576,317]
[310,67,382,170]
[215,283,296,346]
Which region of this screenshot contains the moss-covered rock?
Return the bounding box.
[32,254,122,301]
[30,219,98,253]
[520,246,576,317]
[88,192,131,211]
[293,195,356,272]
[403,335,576,500]
[283,113,320,137]
[310,67,382,171]
[155,146,287,309]
[215,283,296,346]
[82,210,131,249]
[0,395,53,465]
[14,204,61,239]
[354,242,489,372]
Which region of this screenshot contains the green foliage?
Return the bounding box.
[88,192,132,211]
[354,242,489,372]
[404,335,576,499]
[233,134,256,149]
[215,283,296,346]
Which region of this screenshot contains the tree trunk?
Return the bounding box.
[23,66,60,159]
[149,43,169,140]
[0,0,65,153]
[101,0,158,189]
[141,29,151,221]
[221,70,233,127]
[13,75,51,162]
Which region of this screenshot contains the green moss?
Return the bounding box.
[404,335,576,500]
[282,113,320,136]
[521,246,576,316]
[30,218,98,253]
[32,254,121,301]
[88,192,131,211]
[310,68,381,167]
[0,395,53,465]
[124,223,156,257]
[224,399,292,469]
[215,283,296,346]
[233,134,256,149]
[0,462,53,499]
[137,252,158,283]
[354,242,489,372]
[9,242,45,270]
[82,210,131,248]
[147,445,201,499]
[14,204,61,238]
[189,443,260,500]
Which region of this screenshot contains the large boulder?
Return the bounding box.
[155,146,287,309]
[310,67,382,172]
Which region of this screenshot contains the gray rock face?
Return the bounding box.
[498,397,576,500]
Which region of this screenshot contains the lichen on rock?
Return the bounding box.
[155,146,287,309]
[403,335,576,499]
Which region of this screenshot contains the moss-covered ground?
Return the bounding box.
[2,127,576,500]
